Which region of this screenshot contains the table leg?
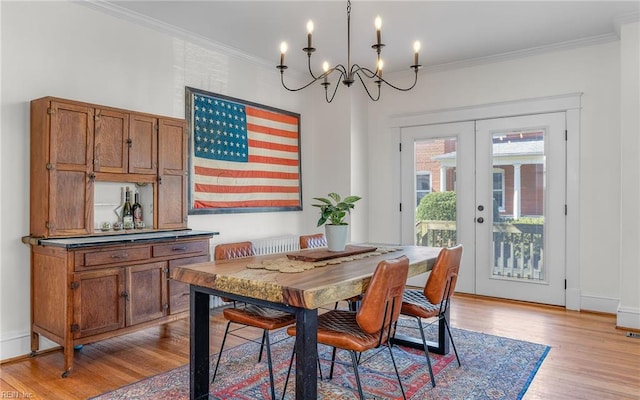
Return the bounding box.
[190,287,210,400]
[294,308,318,400]
[393,307,451,355]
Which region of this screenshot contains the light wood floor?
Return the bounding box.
[1,294,639,399]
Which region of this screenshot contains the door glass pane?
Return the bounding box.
[491,130,545,282]
[414,138,457,247]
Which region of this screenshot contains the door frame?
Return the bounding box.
[390,93,582,310]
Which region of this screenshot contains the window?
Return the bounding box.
[493,169,505,211]
[416,172,431,206]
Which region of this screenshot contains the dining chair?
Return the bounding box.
[400,244,463,387]
[299,233,327,249]
[283,255,410,400]
[299,233,361,310]
[212,241,296,400]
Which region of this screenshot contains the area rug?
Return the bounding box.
[91,320,550,400]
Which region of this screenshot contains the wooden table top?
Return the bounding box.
[171,245,441,309]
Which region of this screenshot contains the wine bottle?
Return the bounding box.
[132,191,143,228]
[122,187,134,229]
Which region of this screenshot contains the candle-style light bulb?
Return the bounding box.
[377,59,383,79]
[306,20,314,49]
[280,41,288,66]
[413,40,421,65]
[374,16,382,45]
[322,61,329,83]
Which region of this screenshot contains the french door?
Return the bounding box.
[401,113,566,306]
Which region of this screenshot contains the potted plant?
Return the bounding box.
[312,192,361,251]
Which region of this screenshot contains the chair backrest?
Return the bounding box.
[214,241,254,260]
[357,255,409,335]
[299,233,327,249]
[424,245,463,305]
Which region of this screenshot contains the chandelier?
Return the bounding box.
[276,0,421,103]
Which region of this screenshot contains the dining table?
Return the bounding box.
[171,244,444,400]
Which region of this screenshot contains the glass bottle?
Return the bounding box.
[122,187,134,229]
[132,192,143,228]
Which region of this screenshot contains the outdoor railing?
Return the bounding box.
[417,220,544,281]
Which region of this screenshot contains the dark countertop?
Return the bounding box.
[34,229,218,249]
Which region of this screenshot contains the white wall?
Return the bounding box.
[0,1,320,360]
[367,37,639,320]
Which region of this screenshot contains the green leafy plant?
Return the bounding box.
[416,191,456,221]
[312,192,362,226]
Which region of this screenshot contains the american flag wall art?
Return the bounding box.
[186,88,302,213]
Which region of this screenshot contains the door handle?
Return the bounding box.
[477,217,484,224]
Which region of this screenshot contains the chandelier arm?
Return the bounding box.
[307,54,319,80]
[355,66,420,92]
[351,64,378,79]
[325,70,344,103]
[280,72,324,92]
[377,68,420,92]
[354,71,381,101]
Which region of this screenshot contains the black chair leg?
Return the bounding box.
[264,331,276,400]
[281,347,324,400]
[443,317,461,366]
[281,348,295,400]
[258,330,267,363]
[416,317,436,387]
[212,321,232,383]
[350,351,366,400]
[329,346,338,379]
[386,342,407,400]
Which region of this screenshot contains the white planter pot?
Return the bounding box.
[325,224,349,252]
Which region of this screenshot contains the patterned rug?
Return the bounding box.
[91,319,550,399]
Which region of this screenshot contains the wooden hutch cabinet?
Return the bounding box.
[27,96,217,377]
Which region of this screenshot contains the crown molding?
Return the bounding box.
[79,0,273,70]
[422,33,619,74]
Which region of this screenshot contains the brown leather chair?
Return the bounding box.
[212,241,295,400]
[400,244,463,387]
[299,233,327,249]
[214,240,255,260]
[283,255,410,400]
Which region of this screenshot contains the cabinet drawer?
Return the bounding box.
[153,240,207,258]
[168,254,209,314]
[82,247,151,268]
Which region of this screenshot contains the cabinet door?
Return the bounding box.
[93,108,129,174]
[49,101,94,236]
[126,261,167,326]
[129,114,158,175]
[72,268,126,338]
[168,254,209,314]
[157,118,187,229]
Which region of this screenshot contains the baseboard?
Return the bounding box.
[617,306,640,330]
[580,293,620,313]
[0,330,57,362]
